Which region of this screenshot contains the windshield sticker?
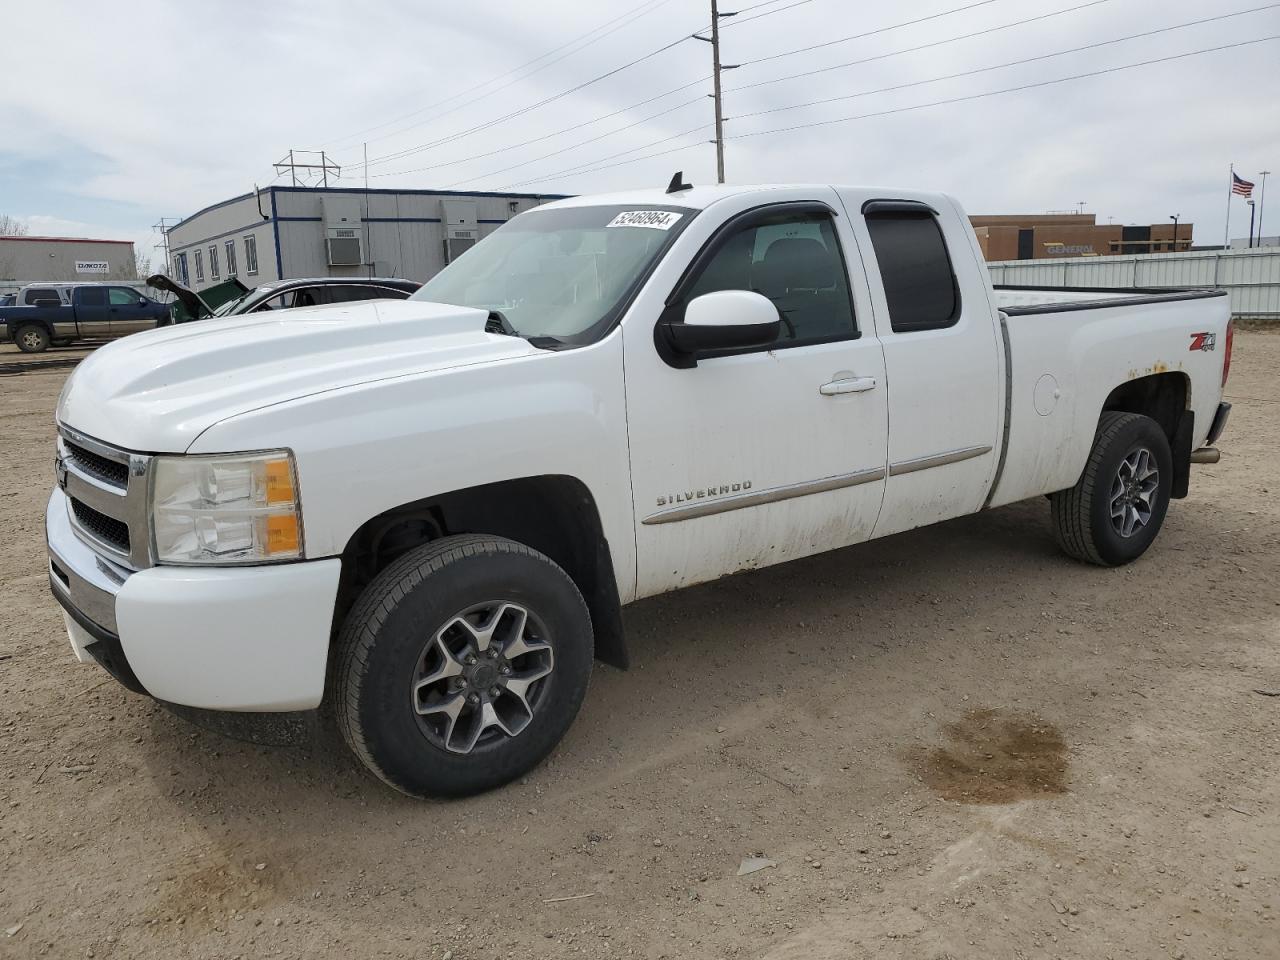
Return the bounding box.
[607,210,684,230]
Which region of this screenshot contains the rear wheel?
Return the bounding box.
[1051,411,1172,566]
[15,324,50,353]
[334,535,593,798]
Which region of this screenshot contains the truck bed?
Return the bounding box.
[987,286,1231,510]
[993,284,1225,313]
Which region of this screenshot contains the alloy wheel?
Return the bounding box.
[411,601,554,754]
[1108,447,1159,538]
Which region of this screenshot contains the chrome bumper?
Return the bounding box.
[46,487,129,635]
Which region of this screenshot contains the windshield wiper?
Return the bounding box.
[485,309,568,350]
[485,309,517,336]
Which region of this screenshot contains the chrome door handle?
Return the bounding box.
[820,376,877,396]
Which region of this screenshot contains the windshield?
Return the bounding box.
[213,291,252,316]
[411,204,695,343]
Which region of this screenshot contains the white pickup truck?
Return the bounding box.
[46,181,1233,797]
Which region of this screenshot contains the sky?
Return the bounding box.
[1,0,1277,265]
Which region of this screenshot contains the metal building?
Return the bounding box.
[0,236,137,294]
[988,247,1280,319]
[164,185,568,293]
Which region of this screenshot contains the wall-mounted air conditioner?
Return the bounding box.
[442,199,478,263]
[322,195,365,266]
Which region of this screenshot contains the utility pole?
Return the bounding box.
[152,216,177,273]
[1169,214,1179,253]
[695,2,737,184]
[274,150,341,188]
[1258,170,1271,246]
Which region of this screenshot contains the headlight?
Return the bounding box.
[150,450,303,564]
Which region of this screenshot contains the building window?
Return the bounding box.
[209,245,220,281]
[174,253,189,284]
[194,249,204,283]
[244,235,259,276]
[225,239,237,277]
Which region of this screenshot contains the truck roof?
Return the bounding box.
[537,182,952,214]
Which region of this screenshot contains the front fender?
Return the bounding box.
[187,333,638,603]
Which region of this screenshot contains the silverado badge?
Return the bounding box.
[656,481,753,507]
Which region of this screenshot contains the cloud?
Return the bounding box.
[1,0,1277,249]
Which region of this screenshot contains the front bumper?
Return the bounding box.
[47,488,342,711]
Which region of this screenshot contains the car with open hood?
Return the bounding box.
[146,274,420,323]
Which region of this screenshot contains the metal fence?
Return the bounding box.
[988,247,1280,318]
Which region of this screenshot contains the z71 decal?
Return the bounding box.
[1189,332,1217,352]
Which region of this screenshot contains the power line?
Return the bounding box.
[361,31,698,169]
[503,141,706,189]
[727,0,1112,94]
[506,36,1276,188]
[728,36,1279,141]
[720,0,819,29]
[729,4,1280,122]
[360,0,824,171]
[739,0,1007,67]
[433,4,1171,191]
[369,85,708,180]
[325,0,677,150]
[436,97,707,187]
[496,121,712,189]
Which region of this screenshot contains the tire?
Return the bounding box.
[333,534,593,798]
[14,324,50,353]
[1051,411,1172,566]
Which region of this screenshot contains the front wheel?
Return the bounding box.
[1051,411,1172,566]
[333,535,593,798]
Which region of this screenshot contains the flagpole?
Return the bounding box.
[1223,163,1233,249]
[1259,171,1271,247]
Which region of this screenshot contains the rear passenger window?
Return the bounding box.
[24,287,60,305]
[684,211,856,349]
[864,210,959,333]
[327,285,405,303]
[77,288,108,307]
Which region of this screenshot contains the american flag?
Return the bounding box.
[1232,172,1255,197]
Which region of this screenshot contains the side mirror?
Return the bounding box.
[663,289,781,356]
[136,297,147,306]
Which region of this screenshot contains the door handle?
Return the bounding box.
[820,376,877,396]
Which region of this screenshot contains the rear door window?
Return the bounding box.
[77,288,108,307]
[24,287,61,305]
[326,285,409,303]
[864,209,960,333]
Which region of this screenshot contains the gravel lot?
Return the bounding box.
[1,333,1277,959]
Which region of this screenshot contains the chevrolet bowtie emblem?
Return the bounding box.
[54,455,68,490]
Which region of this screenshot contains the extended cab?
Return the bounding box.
[45,183,1233,797]
[2,283,170,352]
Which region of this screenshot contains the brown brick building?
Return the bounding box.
[970,213,1193,261]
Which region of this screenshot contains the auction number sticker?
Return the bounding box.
[607,210,683,230]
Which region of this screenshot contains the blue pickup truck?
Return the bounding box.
[0,283,170,352]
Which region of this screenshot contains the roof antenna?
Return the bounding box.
[666,171,693,194]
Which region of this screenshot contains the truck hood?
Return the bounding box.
[57,299,539,452]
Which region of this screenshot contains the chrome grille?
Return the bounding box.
[70,498,130,553]
[57,426,152,570]
[64,441,129,488]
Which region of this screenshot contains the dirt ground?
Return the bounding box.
[1,333,1277,960]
